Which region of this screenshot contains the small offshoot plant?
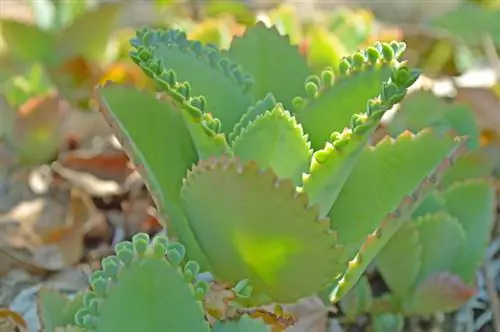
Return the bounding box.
[37,22,469,332]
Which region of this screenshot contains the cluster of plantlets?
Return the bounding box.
[339,90,497,330]
[36,21,474,331]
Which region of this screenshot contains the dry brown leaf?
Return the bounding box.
[0,309,27,331]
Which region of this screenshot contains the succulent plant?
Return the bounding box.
[96,22,468,308]
[37,22,471,332]
[339,90,497,325]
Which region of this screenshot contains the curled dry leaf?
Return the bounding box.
[0,308,28,332]
[0,187,104,275]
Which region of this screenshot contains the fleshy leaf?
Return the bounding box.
[407,272,476,315]
[329,129,465,255]
[291,40,409,150]
[375,221,421,297]
[131,28,254,135]
[388,91,480,149]
[75,235,210,332]
[212,316,271,332]
[328,130,466,302]
[444,179,496,283]
[339,275,373,320]
[229,93,277,143]
[0,20,55,62]
[225,22,311,109]
[232,104,311,185]
[411,212,466,286]
[98,84,212,271]
[180,156,342,305]
[37,288,84,332]
[440,151,495,188]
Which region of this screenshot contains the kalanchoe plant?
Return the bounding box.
[34,22,471,331]
[339,90,497,326]
[95,22,468,310]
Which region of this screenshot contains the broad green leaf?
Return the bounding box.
[212,316,271,332]
[388,91,480,149]
[98,84,212,271]
[141,31,254,135]
[441,151,495,187]
[412,212,465,286]
[232,104,311,185]
[0,20,55,62]
[95,258,210,332]
[339,275,373,319]
[295,67,389,150]
[226,22,311,109]
[328,130,466,303]
[180,156,342,305]
[37,288,84,331]
[329,129,464,252]
[444,180,495,283]
[376,222,422,297]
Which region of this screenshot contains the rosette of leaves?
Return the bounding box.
[339,90,497,323]
[97,22,467,308]
[36,233,271,332]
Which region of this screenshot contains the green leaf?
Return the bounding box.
[74,234,211,331]
[388,91,480,149]
[411,212,465,286]
[212,316,271,332]
[53,3,123,62]
[444,179,495,283]
[133,29,254,135]
[180,156,342,305]
[0,19,55,62]
[441,151,495,188]
[327,130,466,302]
[98,84,212,271]
[376,222,422,297]
[339,275,373,320]
[226,22,311,110]
[294,66,390,150]
[329,129,465,254]
[37,288,84,331]
[229,93,277,143]
[232,104,311,185]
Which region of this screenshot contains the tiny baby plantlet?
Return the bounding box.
[35,22,471,330]
[98,22,467,307]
